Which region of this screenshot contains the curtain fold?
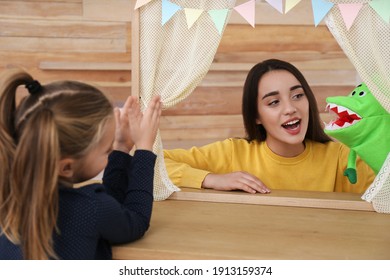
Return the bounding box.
[326,0,390,213]
[326,0,390,112]
[138,0,236,200]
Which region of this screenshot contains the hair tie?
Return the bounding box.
[26,80,42,95]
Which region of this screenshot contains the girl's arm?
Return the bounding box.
[97,95,161,243]
[98,149,155,244]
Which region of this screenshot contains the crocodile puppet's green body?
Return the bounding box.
[324,83,390,183]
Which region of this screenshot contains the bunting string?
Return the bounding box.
[134,0,390,34]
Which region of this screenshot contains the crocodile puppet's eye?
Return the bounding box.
[351,90,366,97]
[358,91,366,97]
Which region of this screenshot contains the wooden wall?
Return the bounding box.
[0,0,133,105]
[0,0,359,149]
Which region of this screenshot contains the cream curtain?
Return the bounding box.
[137,0,236,200]
[326,0,390,212]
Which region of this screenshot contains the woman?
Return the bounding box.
[164,59,374,194]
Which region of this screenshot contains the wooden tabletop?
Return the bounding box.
[112,189,390,260]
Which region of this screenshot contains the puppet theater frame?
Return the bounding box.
[130,0,390,213]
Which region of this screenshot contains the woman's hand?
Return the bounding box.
[201,171,271,194]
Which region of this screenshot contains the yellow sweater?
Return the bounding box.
[164,139,375,193]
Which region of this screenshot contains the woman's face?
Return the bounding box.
[256,70,309,157]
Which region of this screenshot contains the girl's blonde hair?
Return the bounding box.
[0,68,113,259]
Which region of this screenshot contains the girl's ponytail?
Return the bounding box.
[0,68,59,259]
[0,69,33,243]
[13,107,61,259]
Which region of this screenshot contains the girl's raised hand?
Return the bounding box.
[128,95,162,151]
[113,96,137,153]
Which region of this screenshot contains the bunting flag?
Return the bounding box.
[161,0,181,25]
[369,0,390,23]
[338,3,363,30]
[265,0,283,14]
[134,0,153,10]
[234,0,255,27]
[285,0,302,14]
[312,0,334,26]
[208,9,229,35]
[184,8,203,29]
[135,0,390,33]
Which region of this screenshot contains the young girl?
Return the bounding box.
[0,68,161,260]
[164,59,375,194]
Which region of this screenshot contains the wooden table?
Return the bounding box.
[112,189,390,260]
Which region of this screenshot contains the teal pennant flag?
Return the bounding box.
[208,9,229,35]
[369,0,390,23]
[311,0,334,26]
[162,0,182,25]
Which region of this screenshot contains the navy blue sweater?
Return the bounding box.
[0,150,156,259]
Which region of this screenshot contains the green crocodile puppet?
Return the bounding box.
[324,83,390,183]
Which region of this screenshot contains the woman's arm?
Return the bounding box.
[164,140,269,194]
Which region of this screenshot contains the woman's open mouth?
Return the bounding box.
[282,119,301,135]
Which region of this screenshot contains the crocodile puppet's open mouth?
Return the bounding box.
[325,103,362,130]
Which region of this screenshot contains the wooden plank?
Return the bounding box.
[201,69,358,87]
[169,188,374,211]
[38,59,353,72]
[210,60,354,71]
[0,19,127,39]
[209,61,354,72]
[218,25,341,53]
[39,61,131,71]
[213,51,353,65]
[160,114,243,130]
[16,69,131,85]
[160,127,246,141]
[0,1,82,18]
[162,138,224,150]
[0,37,126,53]
[163,87,242,115]
[83,0,132,21]
[0,52,131,65]
[0,0,82,2]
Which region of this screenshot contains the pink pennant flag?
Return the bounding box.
[338,3,363,30]
[234,0,255,27]
[134,0,153,10]
[265,0,283,14]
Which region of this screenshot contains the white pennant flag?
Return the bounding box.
[266,0,283,14]
[134,0,153,10]
[184,8,203,29]
[285,0,302,14]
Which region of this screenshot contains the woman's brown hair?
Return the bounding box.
[242,59,332,143]
[0,68,113,259]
